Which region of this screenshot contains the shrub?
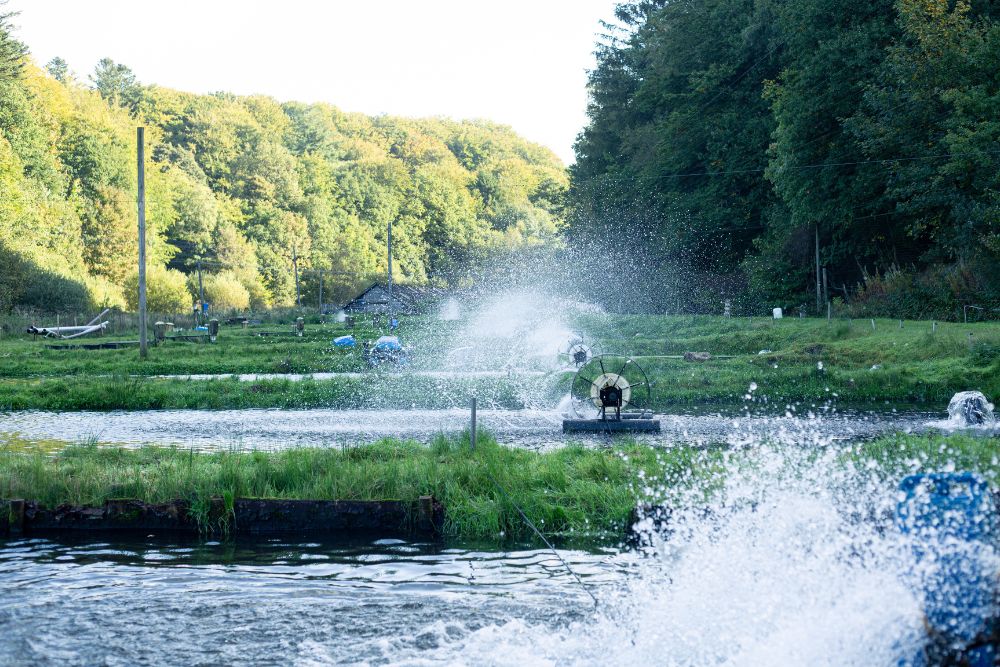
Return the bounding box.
[202,270,251,311]
[124,265,191,313]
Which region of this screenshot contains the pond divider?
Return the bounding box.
[3,496,444,539]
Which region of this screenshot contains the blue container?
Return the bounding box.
[896,473,998,665]
[372,335,402,352]
[333,335,355,348]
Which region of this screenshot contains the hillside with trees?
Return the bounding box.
[572,0,1000,318]
[0,11,567,314]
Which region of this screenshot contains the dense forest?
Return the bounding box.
[4,2,999,319]
[0,9,567,313]
[572,0,1000,317]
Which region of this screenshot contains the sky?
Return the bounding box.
[7,0,620,164]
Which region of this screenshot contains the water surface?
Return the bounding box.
[0,405,937,450]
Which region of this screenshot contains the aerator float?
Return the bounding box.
[563,354,660,433]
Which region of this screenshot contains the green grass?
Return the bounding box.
[0,372,544,411]
[850,431,1000,486]
[0,432,723,541]
[580,314,1000,406]
[0,323,374,378]
[3,431,996,542]
[0,313,997,410]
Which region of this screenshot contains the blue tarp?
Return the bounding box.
[333,335,355,348]
[373,335,402,352]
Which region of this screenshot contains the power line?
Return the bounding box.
[651,148,1000,179]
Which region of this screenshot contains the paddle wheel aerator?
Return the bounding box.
[563,354,660,433]
[559,334,601,368]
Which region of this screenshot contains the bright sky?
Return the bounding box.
[8,0,619,164]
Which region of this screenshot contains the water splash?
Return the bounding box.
[927,390,998,432]
[334,434,996,665]
[438,297,461,321]
[947,391,996,427]
[437,290,605,410]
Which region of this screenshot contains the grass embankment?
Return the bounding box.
[0,373,539,411]
[0,432,713,540]
[0,314,997,410]
[0,323,377,377]
[581,314,1000,406]
[3,431,996,541]
[852,431,1000,486]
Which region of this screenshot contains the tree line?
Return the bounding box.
[571,0,1000,317]
[0,8,567,314]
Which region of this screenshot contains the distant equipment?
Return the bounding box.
[559,334,602,368]
[563,354,659,433]
[364,335,409,367]
[26,308,111,340]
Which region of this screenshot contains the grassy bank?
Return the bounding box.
[851,431,1000,486]
[0,314,997,410]
[0,373,542,411]
[585,314,1000,406]
[2,432,996,541]
[0,323,375,378]
[0,433,707,540]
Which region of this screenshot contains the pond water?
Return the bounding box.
[2,439,974,666]
[0,405,937,451]
[0,536,617,666]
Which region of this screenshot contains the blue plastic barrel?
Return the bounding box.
[895,472,998,665]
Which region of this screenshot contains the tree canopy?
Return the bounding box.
[0,36,567,313]
[571,0,1000,316]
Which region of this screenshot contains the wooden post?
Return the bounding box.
[387,220,393,325]
[292,246,301,308]
[815,224,822,314]
[470,397,477,452]
[196,259,205,324]
[871,318,876,332]
[318,269,324,313]
[136,127,148,360]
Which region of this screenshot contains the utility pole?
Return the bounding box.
[196,258,205,324]
[318,269,324,312]
[386,220,393,324]
[292,245,301,308]
[815,223,822,315]
[136,127,148,359]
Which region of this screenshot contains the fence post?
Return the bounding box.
[470,397,477,452]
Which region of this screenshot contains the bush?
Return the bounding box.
[202,270,251,311]
[850,263,1000,321]
[0,243,93,313]
[124,265,191,313]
